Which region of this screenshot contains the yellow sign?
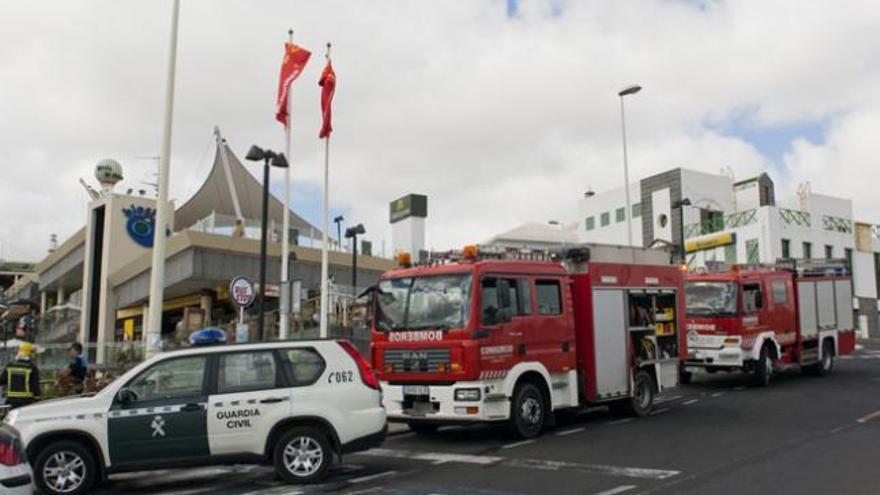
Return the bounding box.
[685,232,735,253]
[123,319,135,341]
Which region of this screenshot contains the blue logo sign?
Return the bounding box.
[122,205,166,248]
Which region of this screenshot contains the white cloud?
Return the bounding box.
[1,0,879,261]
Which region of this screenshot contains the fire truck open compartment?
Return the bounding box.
[573,263,686,404]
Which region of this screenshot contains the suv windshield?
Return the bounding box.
[686,281,738,316]
[375,274,472,331]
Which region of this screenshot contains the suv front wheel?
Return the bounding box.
[33,440,97,495]
[273,426,333,484]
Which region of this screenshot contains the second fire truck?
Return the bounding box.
[683,260,856,386]
[370,244,688,438]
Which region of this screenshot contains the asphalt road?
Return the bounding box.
[93,343,880,495]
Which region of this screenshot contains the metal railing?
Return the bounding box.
[779,208,811,227]
[684,209,757,239]
[822,215,853,234]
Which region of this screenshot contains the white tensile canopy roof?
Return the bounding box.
[174,138,321,238]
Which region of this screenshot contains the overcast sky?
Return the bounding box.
[1,0,879,262]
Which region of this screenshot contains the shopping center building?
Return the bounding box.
[15,132,394,363]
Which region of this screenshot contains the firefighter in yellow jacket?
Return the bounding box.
[2,342,41,409]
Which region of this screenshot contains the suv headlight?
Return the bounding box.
[3,409,20,427]
[454,388,481,401]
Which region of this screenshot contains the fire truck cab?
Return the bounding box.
[370,245,687,438]
[683,260,856,386]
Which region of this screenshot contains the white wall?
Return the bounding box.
[681,168,734,213]
[578,182,643,246]
[391,216,425,257]
[652,188,672,243]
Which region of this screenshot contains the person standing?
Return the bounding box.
[1,342,41,409]
[65,342,87,393]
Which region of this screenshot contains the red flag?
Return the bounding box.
[275,42,311,127]
[318,59,336,139]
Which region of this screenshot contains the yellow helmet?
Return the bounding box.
[17,342,35,357]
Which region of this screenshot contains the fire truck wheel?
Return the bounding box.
[407,423,440,435]
[679,369,692,385]
[509,382,545,438]
[627,370,655,417]
[803,339,835,377]
[753,345,773,387]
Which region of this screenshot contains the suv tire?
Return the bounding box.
[509,382,545,438]
[273,426,333,484]
[33,440,98,495]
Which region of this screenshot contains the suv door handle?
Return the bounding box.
[180,403,202,412]
[260,397,285,404]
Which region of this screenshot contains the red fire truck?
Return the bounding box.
[369,245,688,438]
[683,260,856,386]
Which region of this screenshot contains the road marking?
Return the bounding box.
[733,386,746,391]
[594,485,637,495]
[840,355,854,360]
[502,439,537,449]
[606,418,634,425]
[505,458,680,480]
[650,408,670,416]
[682,399,699,405]
[655,395,682,404]
[361,448,503,465]
[360,448,681,480]
[556,427,586,436]
[348,471,397,484]
[857,409,880,424]
[711,392,725,397]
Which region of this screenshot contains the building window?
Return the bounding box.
[803,242,812,259]
[825,245,834,259]
[781,239,791,259]
[874,253,880,296]
[632,203,642,218]
[746,239,760,264]
[585,216,595,231]
[845,248,853,272]
[615,207,626,223]
[600,212,610,227]
[725,243,737,264]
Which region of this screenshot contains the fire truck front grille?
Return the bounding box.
[383,348,450,373]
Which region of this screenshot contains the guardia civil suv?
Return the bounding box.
[2,340,386,495]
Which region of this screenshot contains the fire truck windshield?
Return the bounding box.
[685,281,738,316]
[375,274,472,331]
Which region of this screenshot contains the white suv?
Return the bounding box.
[2,340,385,495]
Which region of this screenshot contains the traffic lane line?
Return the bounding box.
[606,418,634,425]
[556,427,586,436]
[649,408,670,416]
[594,485,638,495]
[856,409,880,424]
[501,439,537,449]
[359,448,681,481]
[347,470,398,484]
[682,399,699,405]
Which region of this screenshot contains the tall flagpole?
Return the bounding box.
[279,29,294,340]
[145,0,180,358]
[319,43,331,340]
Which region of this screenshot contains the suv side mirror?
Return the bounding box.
[116,388,136,405]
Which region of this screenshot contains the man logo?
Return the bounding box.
[151,415,166,438]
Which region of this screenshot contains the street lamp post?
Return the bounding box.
[333,215,344,251]
[672,198,692,265]
[618,84,642,247]
[245,145,288,342]
[344,223,366,292]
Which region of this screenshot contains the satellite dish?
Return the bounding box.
[95,158,124,191]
